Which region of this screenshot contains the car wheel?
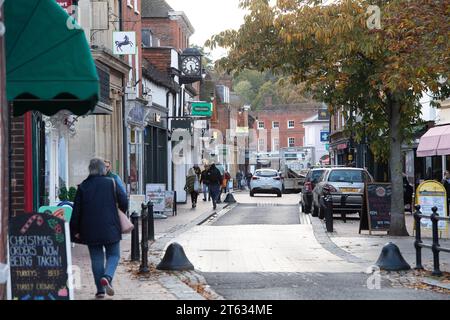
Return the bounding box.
[277,192,282,198]
[312,204,319,217]
[250,191,255,197]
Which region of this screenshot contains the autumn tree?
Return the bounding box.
[207,0,450,236]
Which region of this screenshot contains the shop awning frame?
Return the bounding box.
[416,124,450,157]
[5,0,99,116]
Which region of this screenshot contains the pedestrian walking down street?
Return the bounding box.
[200,165,211,201]
[246,172,253,189]
[185,166,201,208]
[442,170,450,213]
[403,174,414,212]
[104,159,126,194]
[70,158,129,299]
[236,170,243,190]
[207,163,223,210]
[218,170,231,203]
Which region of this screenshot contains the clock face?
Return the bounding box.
[181,56,201,76]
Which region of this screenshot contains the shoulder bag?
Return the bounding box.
[112,178,134,234]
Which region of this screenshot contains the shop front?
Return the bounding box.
[144,104,169,187]
[5,0,99,214]
[416,124,450,185]
[126,99,150,195]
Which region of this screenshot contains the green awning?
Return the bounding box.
[5,0,99,116]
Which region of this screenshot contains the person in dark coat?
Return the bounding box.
[403,175,414,212]
[184,166,201,208]
[200,165,211,201]
[207,163,223,210]
[70,158,128,299]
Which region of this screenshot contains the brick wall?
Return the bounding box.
[142,18,189,51]
[142,47,173,74]
[253,108,316,151]
[10,115,25,216]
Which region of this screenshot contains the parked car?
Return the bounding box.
[250,169,283,197]
[301,168,328,213]
[312,167,374,218]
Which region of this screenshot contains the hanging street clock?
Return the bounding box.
[179,48,203,85]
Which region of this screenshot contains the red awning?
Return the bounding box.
[417,125,450,157]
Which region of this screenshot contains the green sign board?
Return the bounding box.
[191,102,213,117]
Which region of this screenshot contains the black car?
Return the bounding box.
[301,168,328,213]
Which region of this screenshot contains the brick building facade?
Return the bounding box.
[251,104,321,152]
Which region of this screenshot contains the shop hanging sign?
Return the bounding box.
[415,181,448,231]
[191,102,213,117]
[8,213,73,300]
[113,31,136,55]
[320,131,329,143]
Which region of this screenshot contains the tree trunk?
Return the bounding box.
[388,97,409,236]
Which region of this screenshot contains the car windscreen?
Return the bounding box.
[311,170,325,181]
[255,171,278,177]
[328,170,364,183]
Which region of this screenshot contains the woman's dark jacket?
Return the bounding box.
[70,175,129,246]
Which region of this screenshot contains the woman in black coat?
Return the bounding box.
[70,158,128,299]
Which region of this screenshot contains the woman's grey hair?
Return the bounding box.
[89,158,107,176]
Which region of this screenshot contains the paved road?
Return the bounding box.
[169,193,449,300]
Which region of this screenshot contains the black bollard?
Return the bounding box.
[324,195,333,233]
[430,207,443,277]
[148,201,155,242]
[130,211,140,262]
[224,193,237,203]
[375,242,411,271]
[413,205,424,270]
[139,202,150,274]
[157,242,194,271]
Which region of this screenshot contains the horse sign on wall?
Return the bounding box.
[113,31,136,55]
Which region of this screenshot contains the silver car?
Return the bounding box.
[312,167,373,218]
[250,169,283,197]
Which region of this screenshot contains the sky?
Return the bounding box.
[165,0,247,61]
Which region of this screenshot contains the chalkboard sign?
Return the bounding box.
[8,213,73,300]
[363,183,392,233]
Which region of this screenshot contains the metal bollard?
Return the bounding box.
[148,201,155,242]
[430,207,442,277]
[324,195,333,233]
[130,211,140,262]
[413,205,424,270]
[139,202,150,274]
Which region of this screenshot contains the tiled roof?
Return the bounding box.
[141,0,173,18]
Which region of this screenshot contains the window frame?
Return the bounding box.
[141,28,153,48]
[288,137,295,147]
[258,121,265,130]
[272,121,280,129]
[288,120,295,129]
